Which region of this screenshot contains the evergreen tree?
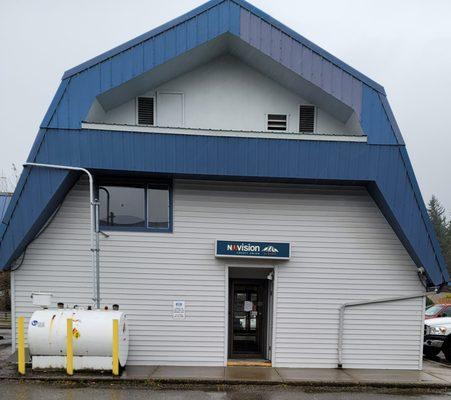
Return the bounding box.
[428,195,451,269]
[445,219,451,269]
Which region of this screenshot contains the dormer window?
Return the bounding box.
[267,114,287,131]
[137,97,155,125]
[299,105,315,133]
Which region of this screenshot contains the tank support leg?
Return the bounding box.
[112,319,119,376]
[66,318,73,375]
[18,316,25,375]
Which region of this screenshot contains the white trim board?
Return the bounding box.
[82,122,368,143]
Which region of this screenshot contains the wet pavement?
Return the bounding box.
[1,382,451,400]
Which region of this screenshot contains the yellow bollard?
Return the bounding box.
[112,319,119,376]
[66,318,73,375]
[17,316,25,375]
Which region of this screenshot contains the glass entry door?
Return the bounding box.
[229,279,268,358]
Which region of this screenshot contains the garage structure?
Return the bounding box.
[0,0,448,370]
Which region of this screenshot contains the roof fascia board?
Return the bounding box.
[41,79,71,127]
[62,0,226,79]
[399,146,448,276]
[378,92,405,145]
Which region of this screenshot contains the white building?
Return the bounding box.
[0,0,448,370]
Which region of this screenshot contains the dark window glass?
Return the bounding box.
[147,187,169,229]
[99,186,145,228]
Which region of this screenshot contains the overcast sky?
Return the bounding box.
[1,0,450,214]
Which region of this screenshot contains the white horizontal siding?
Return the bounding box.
[12,179,424,369]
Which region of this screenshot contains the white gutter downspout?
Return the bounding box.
[23,162,100,309]
[337,292,431,368]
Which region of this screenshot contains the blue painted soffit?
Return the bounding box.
[0,128,448,287]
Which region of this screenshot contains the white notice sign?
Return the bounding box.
[244,301,253,312]
[173,300,186,319]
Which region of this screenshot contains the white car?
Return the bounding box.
[424,317,451,360]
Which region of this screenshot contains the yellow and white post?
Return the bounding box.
[17,316,25,375]
[66,318,74,375]
[112,319,119,376]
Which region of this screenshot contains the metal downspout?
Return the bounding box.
[337,292,431,368]
[23,162,100,309]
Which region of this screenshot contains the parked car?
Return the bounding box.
[424,317,451,360]
[425,304,451,319]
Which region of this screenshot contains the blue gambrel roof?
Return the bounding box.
[0,193,12,239]
[0,0,447,286]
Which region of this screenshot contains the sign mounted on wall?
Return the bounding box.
[215,240,290,260]
[173,300,186,319]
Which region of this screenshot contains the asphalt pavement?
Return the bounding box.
[2,382,451,400]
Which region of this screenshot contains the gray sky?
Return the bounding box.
[1,0,450,214]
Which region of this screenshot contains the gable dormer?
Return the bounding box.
[86,54,363,137]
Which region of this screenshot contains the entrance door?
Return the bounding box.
[229,279,268,358]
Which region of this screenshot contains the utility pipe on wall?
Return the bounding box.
[337,292,430,368]
[23,163,100,308]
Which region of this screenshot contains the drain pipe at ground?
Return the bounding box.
[23,163,100,309]
[337,292,433,368]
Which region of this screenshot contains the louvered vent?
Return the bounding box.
[267,114,287,131]
[137,97,154,125]
[299,105,315,132]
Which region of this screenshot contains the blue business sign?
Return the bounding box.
[215,240,290,260]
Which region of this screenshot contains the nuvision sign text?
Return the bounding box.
[215,240,290,260]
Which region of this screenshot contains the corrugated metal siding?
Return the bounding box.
[42,0,394,145]
[48,1,241,130]
[0,194,12,220]
[1,128,447,285]
[13,178,423,368]
[360,85,398,145]
[239,9,363,117]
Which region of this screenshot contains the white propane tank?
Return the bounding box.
[28,309,129,369]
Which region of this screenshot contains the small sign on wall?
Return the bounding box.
[173,300,186,319]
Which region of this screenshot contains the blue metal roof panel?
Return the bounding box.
[0,194,11,221]
[0,0,444,293]
[61,0,384,96]
[0,128,447,286]
[239,8,364,116]
[62,0,229,79]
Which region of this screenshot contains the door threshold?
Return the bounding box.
[227,359,272,367]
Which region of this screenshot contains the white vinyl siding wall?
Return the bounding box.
[12,178,424,369]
